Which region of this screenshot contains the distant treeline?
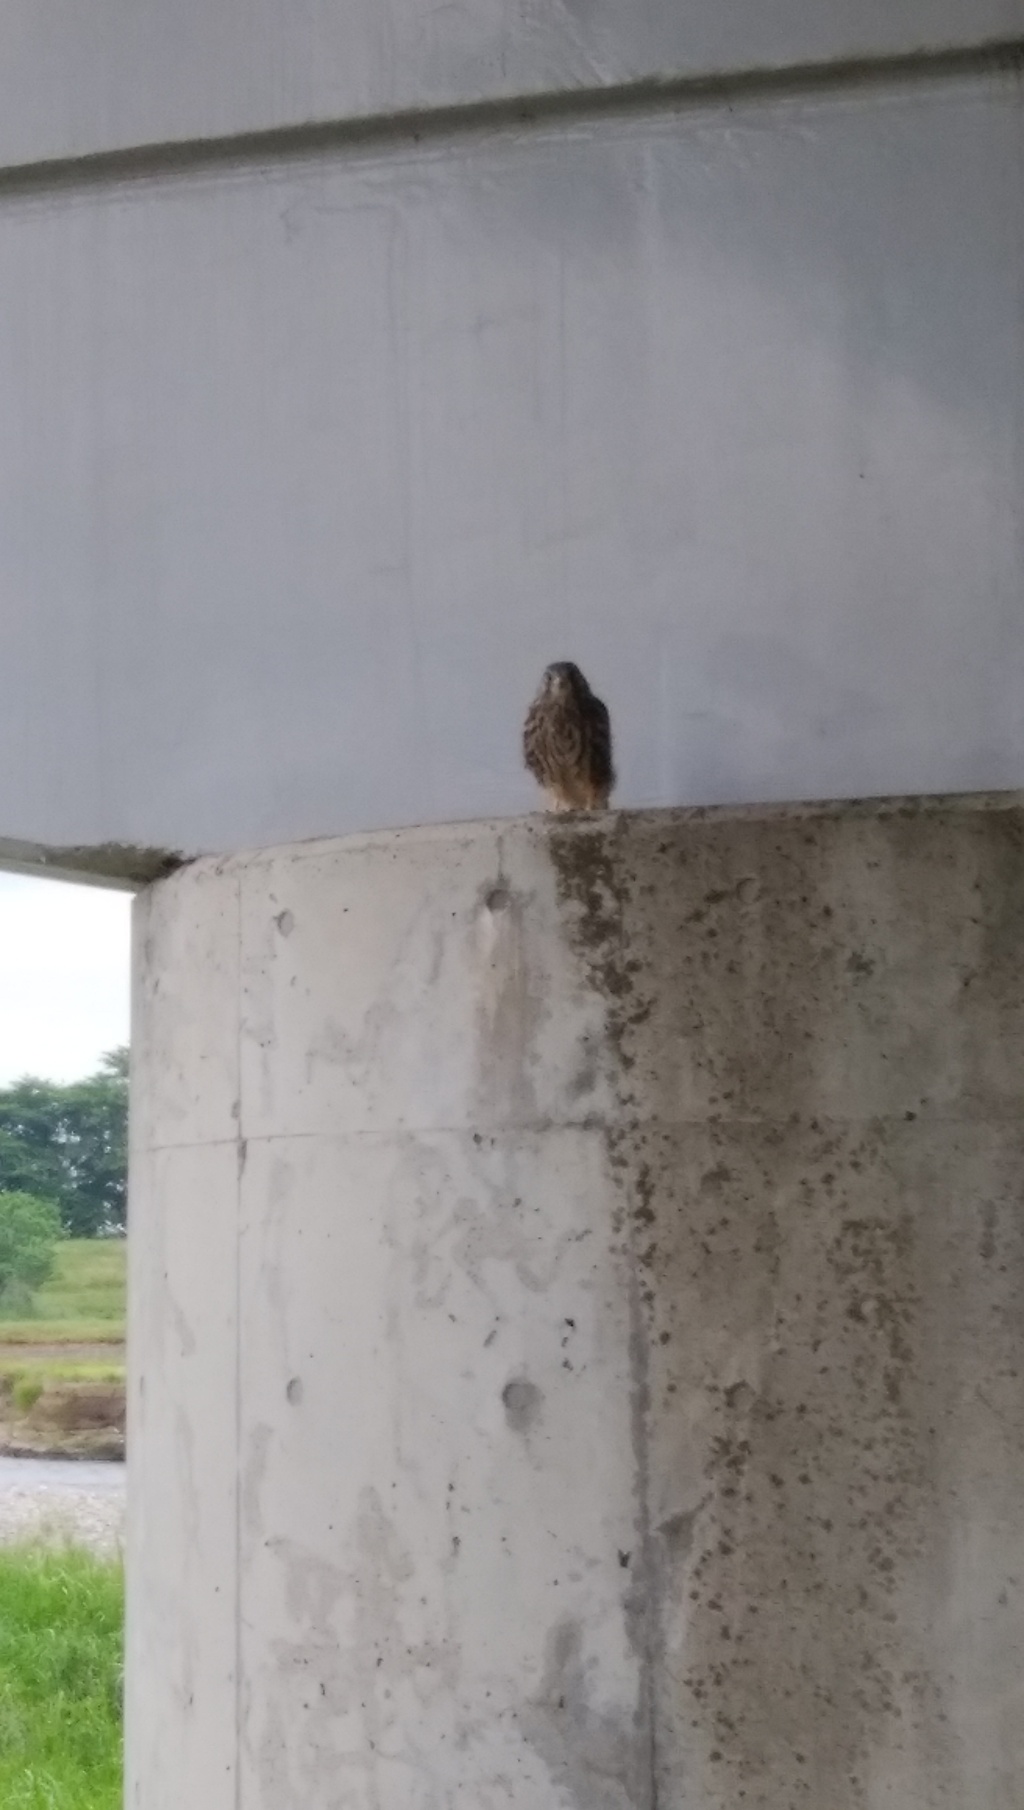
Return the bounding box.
[0,1047,127,1238]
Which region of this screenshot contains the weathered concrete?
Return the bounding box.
[128,796,1024,1808]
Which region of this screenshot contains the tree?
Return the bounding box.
[0,1048,128,1237]
[0,1190,63,1305]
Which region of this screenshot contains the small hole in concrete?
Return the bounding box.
[275,909,295,937]
[484,885,511,913]
[286,1376,303,1405]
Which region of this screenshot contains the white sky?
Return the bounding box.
[0,873,131,1086]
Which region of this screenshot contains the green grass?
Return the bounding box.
[32,1242,126,1326]
[0,1362,125,1385]
[0,1358,125,1424]
[0,1361,126,1406]
[12,1377,43,1415]
[0,1242,125,1345]
[0,1547,123,1810]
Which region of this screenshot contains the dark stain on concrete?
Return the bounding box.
[27,840,188,885]
[548,826,627,969]
[520,1617,651,1810]
[979,1199,997,1264]
[502,1377,543,1433]
[547,816,660,1807]
[541,800,1024,1806]
[657,1502,706,1565]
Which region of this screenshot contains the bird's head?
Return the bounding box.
[542,661,587,699]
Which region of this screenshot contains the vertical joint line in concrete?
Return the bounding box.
[612,834,659,1810]
[626,1257,659,1810]
[233,874,243,1810]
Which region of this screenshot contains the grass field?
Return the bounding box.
[0,1243,126,1453]
[0,1362,125,1412]
[0,1240,126,1345]
[0,1547,123,1810]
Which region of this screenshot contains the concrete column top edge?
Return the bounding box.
[152,787,1024,888]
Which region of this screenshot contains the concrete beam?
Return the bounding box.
[3,1,1024,172]
[2,64,1024,868]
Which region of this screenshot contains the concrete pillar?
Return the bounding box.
[128,800,1024,1809]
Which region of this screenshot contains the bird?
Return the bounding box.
[523,661,615,812]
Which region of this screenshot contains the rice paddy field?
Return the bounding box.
[0,1241,126,1459]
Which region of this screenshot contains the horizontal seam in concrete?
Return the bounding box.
[0,36,1020,201]
[129,1136,243,1156]
[133,1110,1024,1154]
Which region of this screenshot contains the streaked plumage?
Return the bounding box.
[523,661,615,812]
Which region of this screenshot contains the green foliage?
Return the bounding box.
[11,1376,43,1415]
[0,1193,62,1308]
[0,1546,123,1810]
[1,1357,125,1417]
[0,1049,128,1238]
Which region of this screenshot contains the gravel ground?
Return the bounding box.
[0,1459,126,1556]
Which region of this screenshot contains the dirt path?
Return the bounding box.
[0,1455,125,1554]
[0,1342,124,1364]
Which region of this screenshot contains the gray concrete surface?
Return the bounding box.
[1,18,1024,876]
[128,796,1024,1808]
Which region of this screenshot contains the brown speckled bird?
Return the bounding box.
[523,661,615,812]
